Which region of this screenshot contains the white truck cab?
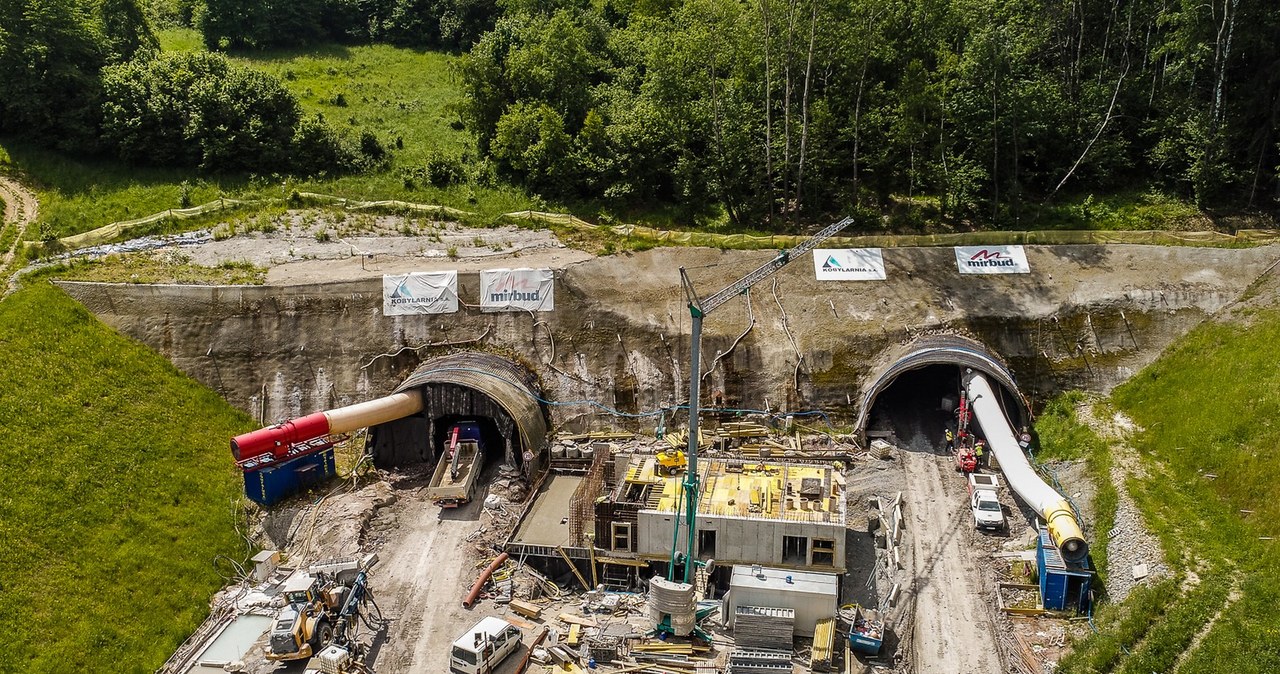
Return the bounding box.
[450,617,522,674]
[967,473,1006,531]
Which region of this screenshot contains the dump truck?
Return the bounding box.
[429,421,485,508]
[968,472,1006,531]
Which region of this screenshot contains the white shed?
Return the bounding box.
[724,565,839,637]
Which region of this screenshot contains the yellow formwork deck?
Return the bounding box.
[623,456,845,524]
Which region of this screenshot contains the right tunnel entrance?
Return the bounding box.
[855,335,1030,449]
[865,364,1028,452]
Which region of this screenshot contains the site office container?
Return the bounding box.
[723,565,839,637]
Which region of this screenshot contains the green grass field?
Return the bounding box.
[1057,309,1280,673]
[0,282,255,673]
[1033,392,1119,583]
[0,30,533,242]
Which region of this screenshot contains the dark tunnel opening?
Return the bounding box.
[866,364,1025,452]
[429,413,514,469]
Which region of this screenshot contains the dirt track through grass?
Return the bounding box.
[0,175,38,292]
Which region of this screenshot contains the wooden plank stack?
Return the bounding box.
[732,606,795,650]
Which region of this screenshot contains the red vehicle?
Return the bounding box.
[954,444,977,472]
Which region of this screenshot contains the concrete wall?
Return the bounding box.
[55,244,1279,431]
[636,511,847,573]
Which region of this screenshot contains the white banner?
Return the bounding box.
[813,248,887,280]
[954,245,1031,274]
[480,268,555,312]
[383,272,459,315]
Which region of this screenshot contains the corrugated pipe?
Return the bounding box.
[463,552,510,609]
[966,371,1089,563]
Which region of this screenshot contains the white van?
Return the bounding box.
[449,617,522,674]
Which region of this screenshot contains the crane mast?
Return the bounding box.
[671,216,853,582]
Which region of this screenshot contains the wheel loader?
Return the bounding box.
[266,573,343,661]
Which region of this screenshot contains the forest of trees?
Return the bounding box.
[2,0,1277,227]
[455,0,1280,225]
[0,0,380,174]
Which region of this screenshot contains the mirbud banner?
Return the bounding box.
[480,268,555,312]
[383,272,459,315]
[954,246,1030,274]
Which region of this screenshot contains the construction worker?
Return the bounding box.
[974,439,986,467]
[945,428,955,453]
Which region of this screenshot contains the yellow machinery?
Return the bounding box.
[267,574,344,661]
[655,449,687,476]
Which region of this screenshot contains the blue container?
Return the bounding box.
[243,448,337,506]
[1036,526,1093,613]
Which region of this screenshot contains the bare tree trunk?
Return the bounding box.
[1050,58,1130,199]
[759,0,775,224]
[1211,0,1240,129]
[794,0,819,219]
[782,0,799,197]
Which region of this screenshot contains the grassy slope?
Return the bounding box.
[1058,310,1280,673]
[0,283,254,673]
[1032,391,1119,584]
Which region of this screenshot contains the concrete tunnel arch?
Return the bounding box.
[369,352,550,469]
[854,334,1030,444]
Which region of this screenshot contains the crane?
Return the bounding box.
[668,216,854,583]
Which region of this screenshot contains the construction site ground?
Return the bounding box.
[183,416,1114,674]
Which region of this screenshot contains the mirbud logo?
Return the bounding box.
[953,245,1030,274]
[965,250,1016,268]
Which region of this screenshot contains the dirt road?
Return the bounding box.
[0,175,39,292]
[369,486,507,673]
[900,449,1003,674]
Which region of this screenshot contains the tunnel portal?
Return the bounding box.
[369,352,549,471]
[856,335,1028,448]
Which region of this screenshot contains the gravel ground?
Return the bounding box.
[1075,403,1171,601]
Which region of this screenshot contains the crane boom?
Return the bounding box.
[669,215,854,584]
[695,216,854,314]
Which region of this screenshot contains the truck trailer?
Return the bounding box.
[428,422,485,508]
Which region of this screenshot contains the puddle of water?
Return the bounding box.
[194,614,272,666]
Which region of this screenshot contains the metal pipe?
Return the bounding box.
[231,390,424,461]
[463,552,510,608]
[965,372,1088,563]
[681,312,703,584]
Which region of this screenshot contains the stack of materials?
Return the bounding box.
[585,636,621,664]
[733,606,795,650]
[649,577,697,636]
[810,617,836,671]
[726,647,792,674]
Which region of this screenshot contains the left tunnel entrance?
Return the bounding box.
[368,352,549,471]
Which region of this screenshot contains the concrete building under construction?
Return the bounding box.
[593,454,847,573]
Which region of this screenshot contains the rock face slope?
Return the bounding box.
[57,244,1279,431]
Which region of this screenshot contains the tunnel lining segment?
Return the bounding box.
[392,352,549,459]
[855,335,1027,440]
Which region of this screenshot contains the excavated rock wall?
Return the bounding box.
[56,244,1279,431]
